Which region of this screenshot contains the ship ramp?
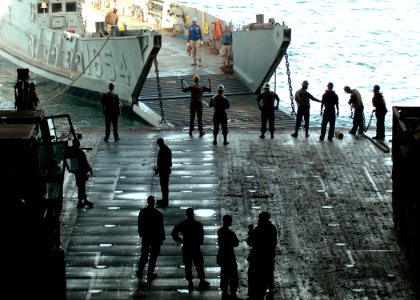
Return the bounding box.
[134,29,295,129]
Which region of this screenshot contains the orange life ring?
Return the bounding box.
[213,19,222,41]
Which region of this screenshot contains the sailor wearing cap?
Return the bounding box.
[291,80,321,138]
[319,82,339,141]
[220,22,233,67]
[209,84,230,145]
[256,82,280,139]
[187,16,203,66]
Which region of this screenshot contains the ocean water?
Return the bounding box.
[1,0,418,130]
[178,0,420,129]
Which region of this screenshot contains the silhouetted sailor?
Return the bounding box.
[319,82,339,141]
[344,85,364,135]
[136,196,165,282]
[209,84,230,145]
[155,138,172,208]
[101,82,120,142]
[247,211,278,300]
[217,215,241,300]
[68,138,93,209]
[371,84,388,140]
[181,75,211,137]
[171,208,210,292]
[291,80,321,138]
[256,82,280,139]
[28,81,40,110]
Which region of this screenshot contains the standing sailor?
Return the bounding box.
[209,84,230,145]
[291,80,321,138]
[181,75,212,137]
[344,85,364,135]
[187,16,203,66]
[256,82,280,139]
[371,85,388,140]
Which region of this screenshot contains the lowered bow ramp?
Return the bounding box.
[233,23,291,93]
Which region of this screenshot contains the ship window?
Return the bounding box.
[66,3,77,12]
[52,3,63,13]
[37,3,48,14]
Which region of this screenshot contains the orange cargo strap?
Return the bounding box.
[213,20,222,41]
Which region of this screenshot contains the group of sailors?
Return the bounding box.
[137,194,278,300]
[182,75,388,144]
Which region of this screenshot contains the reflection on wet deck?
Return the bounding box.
[63,132,223,299]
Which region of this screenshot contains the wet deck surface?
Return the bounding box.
[61,127,420,299]
[58,11,420,300]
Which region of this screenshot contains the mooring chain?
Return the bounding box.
[284,52,295,116]
[154,57,165,123]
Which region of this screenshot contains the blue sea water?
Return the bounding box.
[178,0,420,129]
[0,0,418,130]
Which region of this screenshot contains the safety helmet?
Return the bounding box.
[193,74,200,81]
[373,85,380,92]
[263,82,270,89]
[191,16,198,22]
[302,80,309,87]
[29,81,37,88]
[218,84,224,91]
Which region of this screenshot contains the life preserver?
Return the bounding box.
[203,22,209,35]
[213,20,222,41]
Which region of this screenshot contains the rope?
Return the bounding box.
[362,133,390,153]
[42,29,115,104]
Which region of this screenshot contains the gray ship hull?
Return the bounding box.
[0,0,291,127]
[0,0,163,125]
